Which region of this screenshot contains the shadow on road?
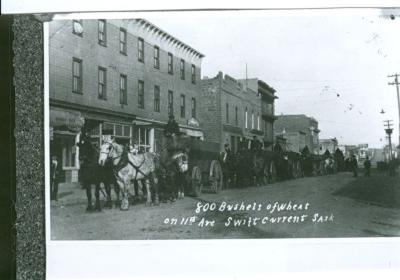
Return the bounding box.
[333,173,400,209]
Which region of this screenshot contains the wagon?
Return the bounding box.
[187,138,223,196]
[158,135,223,197]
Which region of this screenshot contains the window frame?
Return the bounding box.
[72,57,82,94]
[226,102,229,123]
[180,94,186,118]
[72,20,83,36]
[191,64,196,84]
[154,85,160,112]
[119,28,127,55]
[168,53,174,75]
[138,80,145,109]
[98,19,107,46]
[138,37,145,63]
[235,106,238,126]
[168,90,174,116]
[153,45,160,69]
[98,66,107,100]
[119,74,127,105]
[191,97,196,118]
[180,59,185,80]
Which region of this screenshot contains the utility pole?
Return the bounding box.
[388,73,400,156]
[384,120,393,161]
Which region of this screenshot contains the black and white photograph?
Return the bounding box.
[47,9,400,241]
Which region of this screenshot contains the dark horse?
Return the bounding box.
[78,133,117,211]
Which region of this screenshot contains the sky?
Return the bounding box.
[144,9,400,148]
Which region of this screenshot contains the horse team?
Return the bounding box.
[79,131,190,212]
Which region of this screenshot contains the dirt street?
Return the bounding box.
[50,171,400,240]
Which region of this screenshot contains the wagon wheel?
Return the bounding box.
[210,160,223,194]
[191,166,202,197]
[269,161,278,183]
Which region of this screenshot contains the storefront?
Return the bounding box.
[50,108,84,183]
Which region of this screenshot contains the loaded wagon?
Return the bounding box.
[187,138,223,196]
[158,135,223,198]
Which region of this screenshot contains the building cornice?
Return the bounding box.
[133,19,205,59]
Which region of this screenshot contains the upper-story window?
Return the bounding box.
[235,106,238,126]
[154,85,160,112]
[119,28,127,54]
[226,103,229,123]
[180,59,185,80]
[168,53,173,74]
[138,38,144,63]
[191,97,196,118]
[154,46,160,69]
[72,20,83,36]
[98,67,107,100]
[168,90,174,116]
[251,110,255,129]
[98,20,107,46]
[180,94,186,118]
[138,80,145,109]
[72,57,82,94]
[245,107,248,129]
[119,74,127,105]
[191,64,196,84]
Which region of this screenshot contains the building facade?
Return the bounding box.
[239,78,277,147]
[274,114,320,154]
[200,72,276,152]
[319,138,339,154]
[49,19,204,182]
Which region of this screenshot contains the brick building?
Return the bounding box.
[49,19,204,182]
[200,72,276,152]
[274,114,320,154]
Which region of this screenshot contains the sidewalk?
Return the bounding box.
[51,182,87,207]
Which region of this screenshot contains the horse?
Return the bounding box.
[98,137,159,210]
[157,135,190,200]
[78,134,115,212]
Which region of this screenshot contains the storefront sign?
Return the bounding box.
[50,108,85,132]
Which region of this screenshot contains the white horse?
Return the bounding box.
[98,138,159,210]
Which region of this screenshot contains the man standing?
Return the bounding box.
[351,154,358,177]
[364,156,371,177]
[50,155,62,202]
[220,143,234,189]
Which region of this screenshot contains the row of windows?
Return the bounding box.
[72,57,196,117]
[72,19,197,84]
[225,102,261,130]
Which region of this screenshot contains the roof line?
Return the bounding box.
[135,18,205,59]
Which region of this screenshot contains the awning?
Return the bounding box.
[50,108,84,133]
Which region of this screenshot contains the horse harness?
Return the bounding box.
[104,142,149,181]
